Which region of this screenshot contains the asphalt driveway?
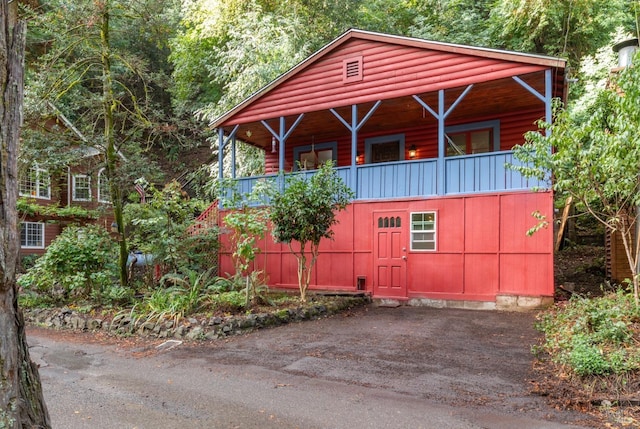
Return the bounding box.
[28,305,596,428]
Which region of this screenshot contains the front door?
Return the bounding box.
[373,211,407,298]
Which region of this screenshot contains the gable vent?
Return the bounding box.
[343,56,363,83]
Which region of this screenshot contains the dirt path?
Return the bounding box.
[28,305,598,428]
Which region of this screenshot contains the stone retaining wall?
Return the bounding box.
[25,296,370,341]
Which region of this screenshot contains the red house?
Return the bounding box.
[212,29,567,309]
[19,108,115,257]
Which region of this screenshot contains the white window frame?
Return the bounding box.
[19,165,50,200]
[410,211,437,251]
[72,174,92,201]
[20,222,45,249]
[97,168,110,203]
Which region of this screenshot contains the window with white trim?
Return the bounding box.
[72,174,91,201]
[97,169,110,203]
[20,222,44,249]
[19,166,50,199]
[410,212,436,251]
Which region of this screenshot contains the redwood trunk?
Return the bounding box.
[0,3,50,427]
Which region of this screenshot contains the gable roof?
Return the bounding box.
[211,28,566,128]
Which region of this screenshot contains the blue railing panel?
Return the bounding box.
[444,151,544,194]
[357,159,437,199]
[231,152,544,202]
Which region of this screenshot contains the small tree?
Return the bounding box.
[268,162,354,303]
[219,179,271,307]
[513,58,640,305]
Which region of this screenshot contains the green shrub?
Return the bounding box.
[536,290,640,377]
[18,225,119,304]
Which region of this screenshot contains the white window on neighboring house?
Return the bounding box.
[72,174,91,201]
[20,222,44,249]
[19,166,50,199]
[97,168,110,203]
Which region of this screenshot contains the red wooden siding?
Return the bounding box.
[218,190,554,301]
[225,39,549,126]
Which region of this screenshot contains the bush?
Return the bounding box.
[18,225,119,304]
[536,290,640,377]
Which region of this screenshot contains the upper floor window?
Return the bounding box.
[19,166,50,199]
[97,168,110,203]
[445,120,500,156]
[20,222,44,249]
[72,174,91,201]
[365,134,405,164]
[293,142,337,171]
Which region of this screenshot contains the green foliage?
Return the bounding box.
[513,56,640,303]
[17,197,99,219]
[18,225,118,304]
[124,180,218,277]
[218,178,272,307]
[142,269,215,322]
[536,291,640,377]
[489,0,626,66]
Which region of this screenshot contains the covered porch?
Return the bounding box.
[215,66,561,199]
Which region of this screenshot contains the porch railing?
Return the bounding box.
[230,150,546,201]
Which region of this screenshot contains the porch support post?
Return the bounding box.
[437,90,445,195]
[544,69,552,136]
[413,85,473,195]
[261,114,305,172]
[261,114,304,190]
[330,100,381,195]
[217,124,239,180]
[231,135,236,179]
[513,69,553,135]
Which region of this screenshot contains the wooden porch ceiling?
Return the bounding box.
[229,70,560,150]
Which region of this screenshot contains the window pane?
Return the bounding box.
[446,134,466,156]
[98,171,110,203]
[471,130,491,154]
[317,149,333,165]
[412,241,435,250]
[37,173,50,198]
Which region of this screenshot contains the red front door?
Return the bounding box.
[373,211,407,298]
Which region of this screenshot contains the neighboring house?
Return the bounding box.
[19,110,114,257]
[211,29,567,308]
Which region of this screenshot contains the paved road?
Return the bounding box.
[28,306,595,429]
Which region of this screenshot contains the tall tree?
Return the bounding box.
[489,0,627,66]
[0,1,50,427]
[24,0,193,285]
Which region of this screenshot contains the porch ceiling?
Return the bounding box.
[228,70,559,150]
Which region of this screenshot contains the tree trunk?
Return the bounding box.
[0,4,50,427]
[100,1,128,286]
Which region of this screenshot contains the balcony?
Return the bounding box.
[231,150,545,201]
